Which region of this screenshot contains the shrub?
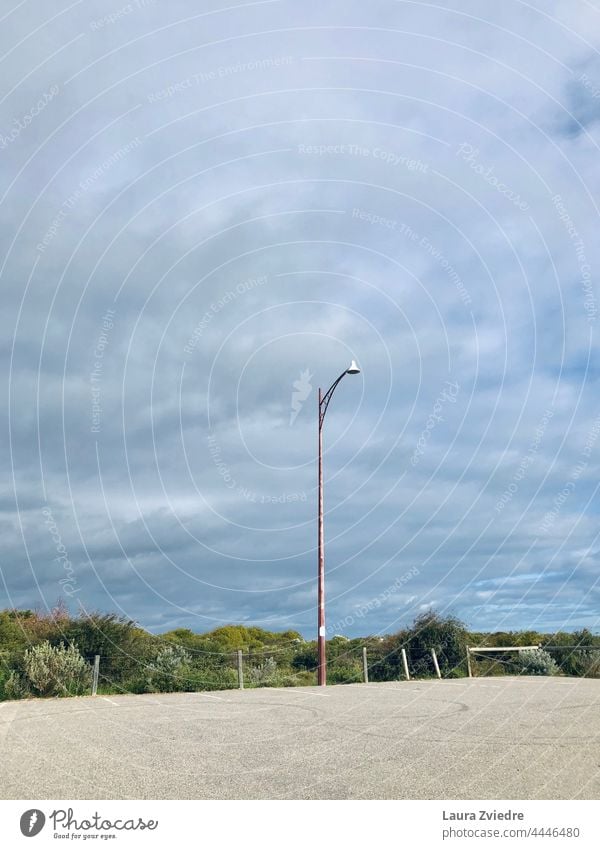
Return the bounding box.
[379,611,469,679]
[545,630,600,677]
[247,656,277,686]
[0,612,30,652]
[514,648,558,677]
[4,670,28,699]
[62,612,156,685]
[145,646,191,693]
[17,642,91,697]
[188,666,238,691]
[328,661,363,684]
[291,644,317,671]
[408,611,468,677]
[277,670,315,687]
[122,673,155,695]
[582,655,600,678]
[0,661,12,699]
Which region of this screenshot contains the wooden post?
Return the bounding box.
[362,647,368,683]
[466,646,473,678]
[431,648,441,679]
[92,655,100,696]
[401,648,410,681]
[237,650,244,689]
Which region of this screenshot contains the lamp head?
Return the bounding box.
[347,360,361,375]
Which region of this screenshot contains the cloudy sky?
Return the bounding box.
[1,0,599,638]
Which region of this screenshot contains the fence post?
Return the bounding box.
[466,646,473,678]
[431,648,441,679]
[362,647,368,683]
[91,655,100,696]
[237,649,244,689]
[401,648,410,681]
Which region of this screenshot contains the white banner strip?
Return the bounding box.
[0,800,598,848]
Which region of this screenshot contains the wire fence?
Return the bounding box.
[0,643,456,697]
[468,645,600,678]
[1,641,599,700]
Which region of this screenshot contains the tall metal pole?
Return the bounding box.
[315,361,360,687]
[317,387,326,686]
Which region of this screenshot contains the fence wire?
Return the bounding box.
[1,640,599,700]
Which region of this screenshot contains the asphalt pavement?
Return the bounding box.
[0,677,598,799]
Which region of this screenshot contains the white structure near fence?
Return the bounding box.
[466,644,540,677]
[92,642,600,695]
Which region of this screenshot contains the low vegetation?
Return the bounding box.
[0,604,598,700]
[513,648,558,677]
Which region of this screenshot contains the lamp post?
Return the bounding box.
[317,360,361,686]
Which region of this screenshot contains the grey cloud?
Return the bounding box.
[1,0,599,636]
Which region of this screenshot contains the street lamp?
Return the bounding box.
[317,360,361,686]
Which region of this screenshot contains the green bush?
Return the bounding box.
[9,642,91,697]
[120,673,155,695]
[377,611,469,680]
[543,631,600,677]
[0,665,10,699]
[328,661,363,684]
[582,655,600,678]
[247,656,277,686]
[59,613,139,654]
[4,670,28,699]
[291,644,317,671]
[514,648,558,676]
[144,646,191,693]
[408,611,468,677]
[182,666,238,691]
[5,604,600,699]
[276,670,316,687]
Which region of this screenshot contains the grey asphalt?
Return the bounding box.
[0,677,598,799]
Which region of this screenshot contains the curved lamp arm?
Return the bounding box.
[319,360,361,429]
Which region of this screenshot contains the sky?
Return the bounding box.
[1,0,600,638]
